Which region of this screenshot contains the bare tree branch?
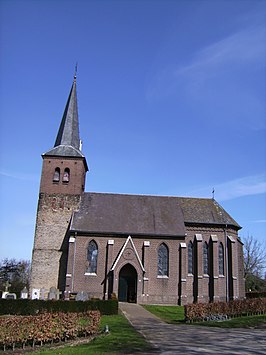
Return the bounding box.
[243,235,266,278]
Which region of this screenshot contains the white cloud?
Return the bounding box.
[251,219,266,224]
[146,24,266,130]
[175,26,265,78]
[183,174,266,201]
[0,170,38,182]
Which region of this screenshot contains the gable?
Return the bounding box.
[110,236,145,272]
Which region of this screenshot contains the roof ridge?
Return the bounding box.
[84,191,214,200]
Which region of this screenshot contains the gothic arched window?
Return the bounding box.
[53,168,60,182]
[188,241,193,274]
[219,243,224,275]
[63,168,70,183]
[158,243,169,276]
[87,240,98,274]
[203,242,209,275]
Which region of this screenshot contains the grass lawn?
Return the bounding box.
[194,314,266,328]
[35,314,153,354]
[142,304,266,329]
[142,304,185,324]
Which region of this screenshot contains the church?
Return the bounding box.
[30,75,245,305]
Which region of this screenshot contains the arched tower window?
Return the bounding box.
[203,242,209,275]
[53,167,60,182]
[188,241,193,274]
[87,240,98,274]
[219,243,224,275]
[63,168,70,183]
[158,243,169,276]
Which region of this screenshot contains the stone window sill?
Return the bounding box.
[84,273,97,276]
[157,275,169,279]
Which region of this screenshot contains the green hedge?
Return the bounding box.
[246,291,266,299]
[0,299,118,316]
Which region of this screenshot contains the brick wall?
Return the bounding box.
[40,156,86,195]
[64,227,245,305]
[30,151,86,297]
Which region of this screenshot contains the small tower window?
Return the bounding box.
[63,168,70,183]
[53,168,60,182]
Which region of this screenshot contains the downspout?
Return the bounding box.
[103,242,109,300]
[72,232,77,292]
[224,225,228,302]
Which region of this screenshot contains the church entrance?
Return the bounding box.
[118,264,137,303]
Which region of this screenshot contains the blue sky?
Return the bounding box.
[0,0,265,261]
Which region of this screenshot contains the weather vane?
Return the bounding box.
[212,188,215,200]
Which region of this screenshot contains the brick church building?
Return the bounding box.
[30,75,245,304]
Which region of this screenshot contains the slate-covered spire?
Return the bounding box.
[44,74,86,160]
[54,74,80,150]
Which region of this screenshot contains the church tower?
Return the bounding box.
[30,74,88,298]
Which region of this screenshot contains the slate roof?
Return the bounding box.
[71,193,240,237]
[44,76,84,160]
[178,197,240,227]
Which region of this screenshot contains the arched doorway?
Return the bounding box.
[118,264,137,303]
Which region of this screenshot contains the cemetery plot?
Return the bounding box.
[0,310,100,351]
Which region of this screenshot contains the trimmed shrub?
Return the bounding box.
[185,298,266,322]
[0,299,118,316]
[0,311,100,351]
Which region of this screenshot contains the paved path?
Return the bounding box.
[119,302,266,354]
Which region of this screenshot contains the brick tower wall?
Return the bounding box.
[30,155,87,297]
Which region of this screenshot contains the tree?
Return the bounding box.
[243,235,266,291]
[0,258,31,294]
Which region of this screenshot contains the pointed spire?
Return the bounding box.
[44,73,86,161]
[54,75,80,150]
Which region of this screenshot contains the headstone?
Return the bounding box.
[32,288,40,299]
[48,287,60,300]
[76,291,89,301]
[4,280,11,292]
[64,290,70,300]
[20,287,28,299]
[40,287,46,300]
[5,293,17,300]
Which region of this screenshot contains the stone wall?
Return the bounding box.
[30,193,81,296]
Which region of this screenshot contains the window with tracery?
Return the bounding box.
[87,240,98,273]
[219,243,224,275]
[63,168,70,183]
[53,168,60,182]
[203,242,209,274]
[158,243,169,276]
[188,241,193,274]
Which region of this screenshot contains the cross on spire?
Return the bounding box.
[74,62,78,79]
